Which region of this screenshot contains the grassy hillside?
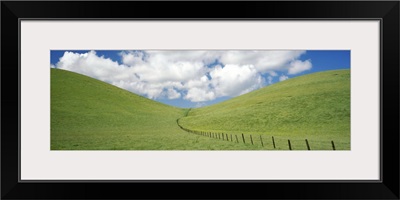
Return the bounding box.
[51,68,252,150]
[51,68,350,150]
[179,69,350,150]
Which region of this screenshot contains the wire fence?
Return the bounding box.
[177,119,343,150]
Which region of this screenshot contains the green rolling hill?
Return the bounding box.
[51,68,227,150]
[179,69,350,150]
[51,68,350,150]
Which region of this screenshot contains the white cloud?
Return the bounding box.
[53,50,311,103]
[219,50,305,72]
[287,59,312,75]
[185,87,215,102]
[55,51,135,83]
[133,60,206,83]
[268,71,278,77]
[185,75,209,88]
[119,51,146,66]
[166,88,181,99]
[279,75,289,81]
[210,64,263,97]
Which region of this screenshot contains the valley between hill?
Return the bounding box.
[51,68,350,150]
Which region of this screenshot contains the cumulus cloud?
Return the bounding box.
[185,87,216,102]
[219,50,305,73]
[268,71,278,77]
[166,88,181,99]
[279,75,289,81]
[210,64,263,97]
[53,50,312,103]
[287,59,312,75]
[119,51,147,66]
[55,51,136,83]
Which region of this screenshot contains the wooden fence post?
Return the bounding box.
[250,135,254,145]
[305,139,310,150]
[235,135,239,143]
[230,134,233,142]
[242,133,246,144]
[331,141,336,150]
[272,136,276,149]
[260,135,264,147]
[222,133,225,140]
[288,140,292,150]
[226,134,229,141]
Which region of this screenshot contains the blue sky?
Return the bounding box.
[51,50,350,108]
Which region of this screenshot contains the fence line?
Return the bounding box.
[176,118,340,150]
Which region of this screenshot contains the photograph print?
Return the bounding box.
[50,50,350,150]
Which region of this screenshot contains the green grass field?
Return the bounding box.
[51,68,350,150]
[179,69,350,150]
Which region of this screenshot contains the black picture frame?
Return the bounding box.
[2,1,399,199]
